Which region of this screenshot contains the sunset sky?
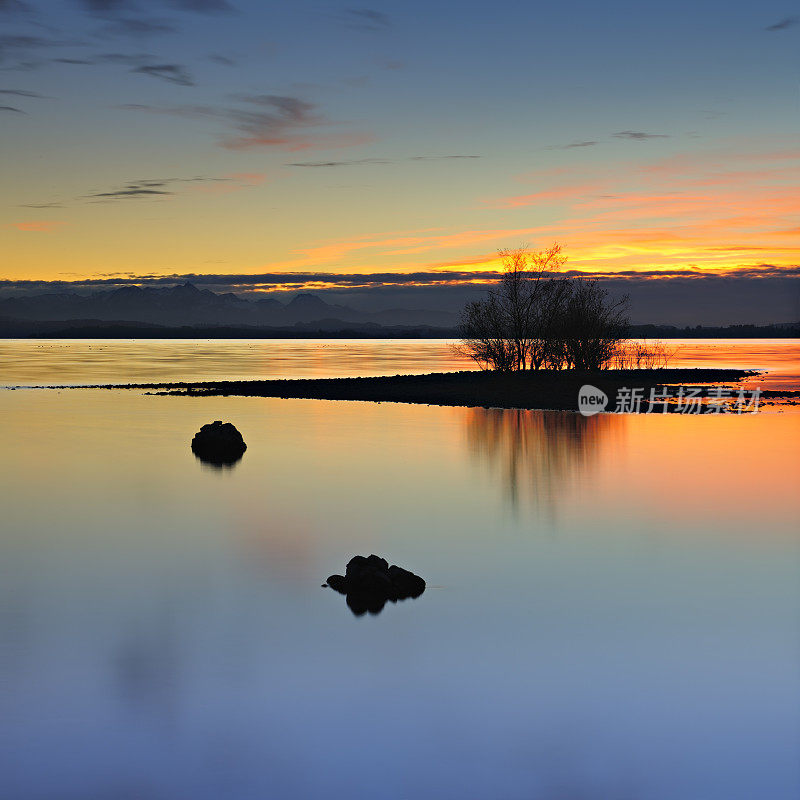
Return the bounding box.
[1,0,799,305]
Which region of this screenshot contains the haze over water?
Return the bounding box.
[1,340,798,799]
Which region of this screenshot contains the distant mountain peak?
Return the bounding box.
[111,285,144,295]
[287,292,328,308]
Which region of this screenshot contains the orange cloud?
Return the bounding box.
[225,172,266,185]
[471,143,800,273]
[11,221,66,232]
[221,131,377,151]
[486,181,607,209]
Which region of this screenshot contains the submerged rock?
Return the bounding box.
[191,420,247,465]
[325,554,425,616]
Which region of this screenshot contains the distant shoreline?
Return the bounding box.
[53,368,798,412]
[0,323,797,340]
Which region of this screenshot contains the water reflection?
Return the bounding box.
[465,408,625,512]
[194,454,243,471]
[113,606,182,723]
[1,390,798,800]
[2,338,798,389]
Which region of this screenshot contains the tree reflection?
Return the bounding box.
[464,408,625,513]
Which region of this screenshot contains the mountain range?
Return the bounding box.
[0,283,459,332]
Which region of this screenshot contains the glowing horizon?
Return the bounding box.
[1,2,798,295]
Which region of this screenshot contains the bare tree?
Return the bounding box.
[557,278,630,370]
[456,244,567,371]
[458,292,517,372]
[456,245,630,371]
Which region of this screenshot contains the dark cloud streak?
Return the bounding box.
[172,0,236,13]
[765,16,799,31]
[99,18,178,37]
[131,62,194,85]
[79,0,236,15]
[288,155,481,167]
[25,174,255,206]
[342,8,392,31]
[0,87,47,97]
[613,131,670,141]
[89,188,174,198]
[208,53,236,66]
[122,94,341,150]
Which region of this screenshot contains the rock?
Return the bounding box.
[326,574,349,593]
[191,420,247,465]
[388,565,426,598]
[324,554,426,615]
[346,554,389,579]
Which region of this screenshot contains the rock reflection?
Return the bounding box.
[195,456,243,471]
[465,408,624,512]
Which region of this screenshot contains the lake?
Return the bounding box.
[1,340,799,800]
[1,337,798,389]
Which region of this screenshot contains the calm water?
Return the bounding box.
[1,342,799,799]
[1,337,798,389]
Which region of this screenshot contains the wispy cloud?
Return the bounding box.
[545,140,599,150]
[10,220,65,232]
[221,93,323,148]
[0,0,32,14]
[80,0,236,15]
[342,8,392,31]
[0,104,24,111]
[80,0,130,12]
[0,87,47,97]
[0,33,67,59]
[487,179,606,209]
[55,52,153,68]
[547,133,672,149]
[80,173,262,203]
[99,18,178,37]
[53,57,94,65]
[288,154,480,167]
[0,32,84,71]
[172,0,236,13]
[613,131,670,141]
[208,52,237,66]
[123,94,373,151]
[131,62,194,85]
[765,15,799,31]
[88,186,174,200]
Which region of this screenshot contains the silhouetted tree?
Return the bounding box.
[456,244,568,371]
[557,278,629,370]
[456,246,629,371]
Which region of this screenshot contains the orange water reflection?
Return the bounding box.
[1,389,798,800]
[1,338,798,389]
[465,408,625,513]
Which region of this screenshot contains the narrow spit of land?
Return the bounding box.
[57,368,783,411]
